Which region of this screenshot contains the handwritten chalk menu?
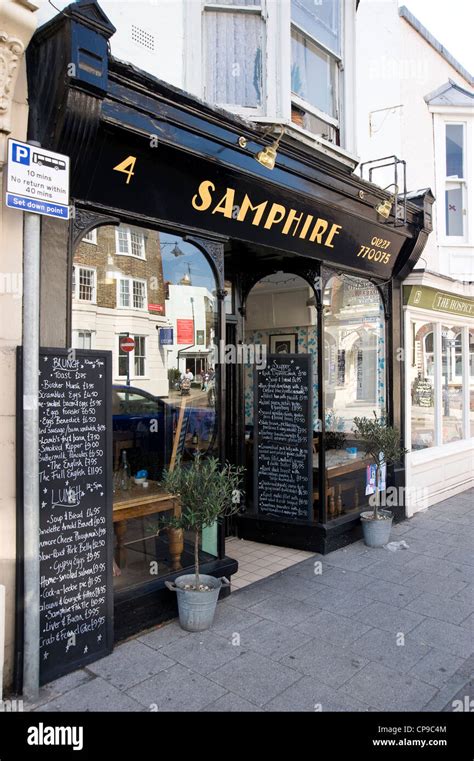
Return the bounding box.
[255,355,312,521]
[38,348,113,684]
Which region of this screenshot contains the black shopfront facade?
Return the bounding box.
[23,1,433,659]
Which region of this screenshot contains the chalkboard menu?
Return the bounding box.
[36,348,113,684]
[255,355,312,521]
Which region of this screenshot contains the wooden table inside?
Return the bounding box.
[113,482,183,570]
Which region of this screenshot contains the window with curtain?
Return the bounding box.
[203,0,264,109]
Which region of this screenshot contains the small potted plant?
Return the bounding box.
[162,454,244,631]
[352,412,408,548]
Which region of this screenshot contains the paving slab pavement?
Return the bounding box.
[26,489,474,712]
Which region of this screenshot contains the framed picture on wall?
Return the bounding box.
[270,333,297,354]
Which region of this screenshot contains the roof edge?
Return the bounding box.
[399,5,473,87]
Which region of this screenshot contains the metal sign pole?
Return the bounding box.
[126,331,130,387]
[22,156,41,699]
[6,137,70,699]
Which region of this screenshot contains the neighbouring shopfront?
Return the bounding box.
[16,1,434,686]
[403,276,474,514]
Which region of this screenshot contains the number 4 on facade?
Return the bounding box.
[113,156,137,184]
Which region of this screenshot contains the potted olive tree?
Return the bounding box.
[162,454,244,631]
[352,413,408,548]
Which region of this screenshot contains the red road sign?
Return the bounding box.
[120,336,135,353]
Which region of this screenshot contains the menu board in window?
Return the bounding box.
[34,348,113,685]
[254,355,313,521]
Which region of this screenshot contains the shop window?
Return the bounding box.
[71,224,219,592]
[72,266,96,302]
[115,225,146,258]
[442,326,463,443]
[444,123,466,239]
[323,275,385,520]
[290,0,340,140]
[224,279,235,315]
[203,0,265,111]
[243,272,318,517]
[470,329,474,437]
[411,321,435,450]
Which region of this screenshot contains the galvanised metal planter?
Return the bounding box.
[360,509,393,548]
[165,574,230,632]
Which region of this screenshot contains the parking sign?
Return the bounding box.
[6,139,70,219]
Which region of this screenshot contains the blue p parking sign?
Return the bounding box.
[11,142,30,165]
[6,139,69,219]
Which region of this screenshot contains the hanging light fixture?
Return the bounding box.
[375,184,399,219]
[255,126,285,170]
[171,243,184,257]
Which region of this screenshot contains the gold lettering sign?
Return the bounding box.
[191,179,343,250]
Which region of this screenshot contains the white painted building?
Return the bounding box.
[164,281,216,378]
[34,0,360,168]
[356,1,474,512]
[34,0,473,511]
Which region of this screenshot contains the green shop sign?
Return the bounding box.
[404,285,474,317]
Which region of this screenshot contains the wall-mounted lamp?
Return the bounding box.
[375,184,399,219]
[255,126,285,170]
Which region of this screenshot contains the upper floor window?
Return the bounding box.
[72,266,96,303]
[115,225,146,258]
[82,229,97,244]
[445,123,466,239]
[291,0,341,56]
[118,277,147,310]
[290,0,341,140]
[203,0,265,112]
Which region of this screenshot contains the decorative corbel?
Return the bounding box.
[0,0,38,159]
[0,31,24,135]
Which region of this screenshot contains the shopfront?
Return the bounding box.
[18,1,433,684]
[403,276,474,514]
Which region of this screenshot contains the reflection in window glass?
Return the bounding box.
[410,322,435,450]
[244,273,318,516]
[71,225,219,591]
[446,124,464,178]
[442,326,463,443]
[323,275,385,520]
[470,329,474,437]
[291,27,336,117]
[73,330,93,350]
[291,0,341,55]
